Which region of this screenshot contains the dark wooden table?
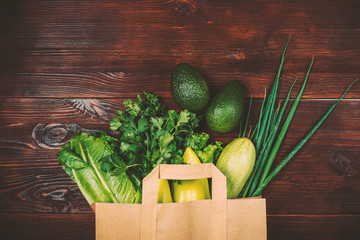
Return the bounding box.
[1,0,359,239]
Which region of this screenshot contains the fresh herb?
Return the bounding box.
[109,92,223,187]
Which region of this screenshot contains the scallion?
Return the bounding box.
[239,37,358,198]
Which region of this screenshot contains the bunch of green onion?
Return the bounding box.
[239,37,358,198]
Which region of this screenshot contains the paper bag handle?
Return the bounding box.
[141,163,227,240]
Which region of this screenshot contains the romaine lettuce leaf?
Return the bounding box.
[57,132,140,205]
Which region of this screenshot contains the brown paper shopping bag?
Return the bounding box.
[95,163,267,240]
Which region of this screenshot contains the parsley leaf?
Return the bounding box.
[109,92,223,192]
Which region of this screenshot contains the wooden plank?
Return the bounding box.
[0,98,123,124]
[0,98,359,128]
[0,212,359,240]
[0,1,360,74]
[2,0,359,28]
[267,215,360,240]
[0,148,359,214]
[0,213,94,240]
[263,149,360,215]
[0,72,359,99]
[0,43,359,75]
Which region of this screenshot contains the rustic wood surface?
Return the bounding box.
[0,0,359,239]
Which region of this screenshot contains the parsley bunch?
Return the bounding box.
[109,92,223,189]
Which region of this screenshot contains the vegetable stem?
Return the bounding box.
[254,88,267,144]
[258,57,314,186]
[255,37,290,153]
[242,95,253,138]
[252,79,358,196]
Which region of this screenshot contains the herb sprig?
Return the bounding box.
[109,92,223,189]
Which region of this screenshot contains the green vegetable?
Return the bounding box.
[205,80,245,133]
[109,92,223,192]
[57,132,141,205]
[58,92,222,205]
[216,138,256,198]
[239,37,358,197]
[252,78,358,197]
[171,63,210,112]
[183,132,223,164]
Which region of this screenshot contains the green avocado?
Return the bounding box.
[205,80,245,133]
[170,63,210,112]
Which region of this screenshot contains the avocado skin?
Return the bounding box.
[171,63,210,112]
[205,80,245,133]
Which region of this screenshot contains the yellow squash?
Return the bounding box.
[172,147,210,202]
[158,178,173,203]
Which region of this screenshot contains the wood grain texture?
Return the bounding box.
[0,98,359,128]
[0,213,359,240]
[0,0,359,239]
[0,1,360,75]
[1,72,359,99]
[0,213,95,240]
[267,215,360,240]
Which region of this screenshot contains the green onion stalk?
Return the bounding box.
[239,36,358,198]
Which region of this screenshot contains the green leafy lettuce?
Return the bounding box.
[57,132,141,205]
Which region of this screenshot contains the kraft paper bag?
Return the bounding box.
[95,163,267,240]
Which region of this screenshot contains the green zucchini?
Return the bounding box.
[216,138,256,198]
